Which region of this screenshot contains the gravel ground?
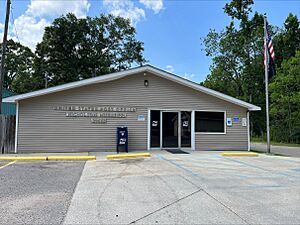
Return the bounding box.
[0,161,85,225]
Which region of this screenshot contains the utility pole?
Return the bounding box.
[0,0,11,114]
[45,72,48,88]
[264,16,271,154]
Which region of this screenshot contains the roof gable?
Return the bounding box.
[3,65,260,111]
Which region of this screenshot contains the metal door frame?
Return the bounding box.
[148,109,195,150]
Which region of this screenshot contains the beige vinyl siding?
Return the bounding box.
[195,107,248,151]
[17,72,248,152]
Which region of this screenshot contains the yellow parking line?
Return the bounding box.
[221,152,259,157]
[0,156,47,161]
[0,161,16,170]
[0,156,96,161]
[47,156,96,161]
[106,153,151,159]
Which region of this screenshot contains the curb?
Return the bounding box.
[47,156,96,161]
[106,153,151,159]
[221,152,259,157]
[0,156,96,161]
[0,156,47,161]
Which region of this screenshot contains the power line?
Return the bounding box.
[10,0,20,43]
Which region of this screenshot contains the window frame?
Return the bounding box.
[195,110,227,135]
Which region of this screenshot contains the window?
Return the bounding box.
[195,111,225,133]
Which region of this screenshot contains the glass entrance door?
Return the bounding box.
[162,112,179,148]
[149,110,193,150]
[150,110,160,148]
[181,111,191,148]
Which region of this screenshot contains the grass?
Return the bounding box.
[251,137,300,148]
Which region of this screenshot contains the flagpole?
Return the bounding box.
[264,16,271,154]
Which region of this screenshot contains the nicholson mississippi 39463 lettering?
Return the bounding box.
[65,112,127,118]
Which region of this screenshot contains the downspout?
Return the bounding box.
[247,110,250,151]
[14,101,19,154]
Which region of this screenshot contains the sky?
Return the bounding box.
[0,0,299,83]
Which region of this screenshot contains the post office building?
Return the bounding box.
[4,65,261,153]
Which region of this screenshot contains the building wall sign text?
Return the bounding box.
[55,105,136,112]
[55,105,137,124]
[66,112,127,118]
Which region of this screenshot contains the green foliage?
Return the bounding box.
[273,13,300,66]
[201,0,300,143]
[224,0,254,21]
[269,51,300,143]
[202,11,265,100]
[202,6,266,134]
[1,13,146,94]
[0,39,35,93]
[34,13,146,88]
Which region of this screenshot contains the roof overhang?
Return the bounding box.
[3,65,261,111]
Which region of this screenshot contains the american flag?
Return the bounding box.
[264,20,276,78]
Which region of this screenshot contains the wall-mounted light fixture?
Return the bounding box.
[144,79,149,87]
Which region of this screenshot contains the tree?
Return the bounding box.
[224,0,254,22]
[201,11,265,98]
[201,0,267,136]
[202,7,300,142]
[273,13,300,67]
[269,51,300,143]
[0,39,35,93]
[34,13,146,88]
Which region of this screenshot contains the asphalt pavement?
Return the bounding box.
[0,161,85,224]
[0,152,299,224]
[251,142,300,157]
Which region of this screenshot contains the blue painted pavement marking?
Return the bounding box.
[218,155,300,179]
[155,154,294,190]
[290,167,300,173]
[156,154,260,180]
[156,154,205,179]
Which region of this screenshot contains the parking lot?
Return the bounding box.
[0,151,300,224]
[0,161,85,224]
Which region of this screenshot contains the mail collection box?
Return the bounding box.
[116,127,128,153]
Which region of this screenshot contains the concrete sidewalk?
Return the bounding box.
[251,142,300,157]
[63,151,300,224]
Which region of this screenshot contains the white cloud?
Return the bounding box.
[139,0,164,14]
[13,15,50,50]
[182,72,195,80]
[166,65,174,73]
[26,0,90,18]
[103,0,145,26]
[8,0,164,50]
[103,0,164,26]
[165,66,195,81]
[8,0,91,50]
[0,23,4,31]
